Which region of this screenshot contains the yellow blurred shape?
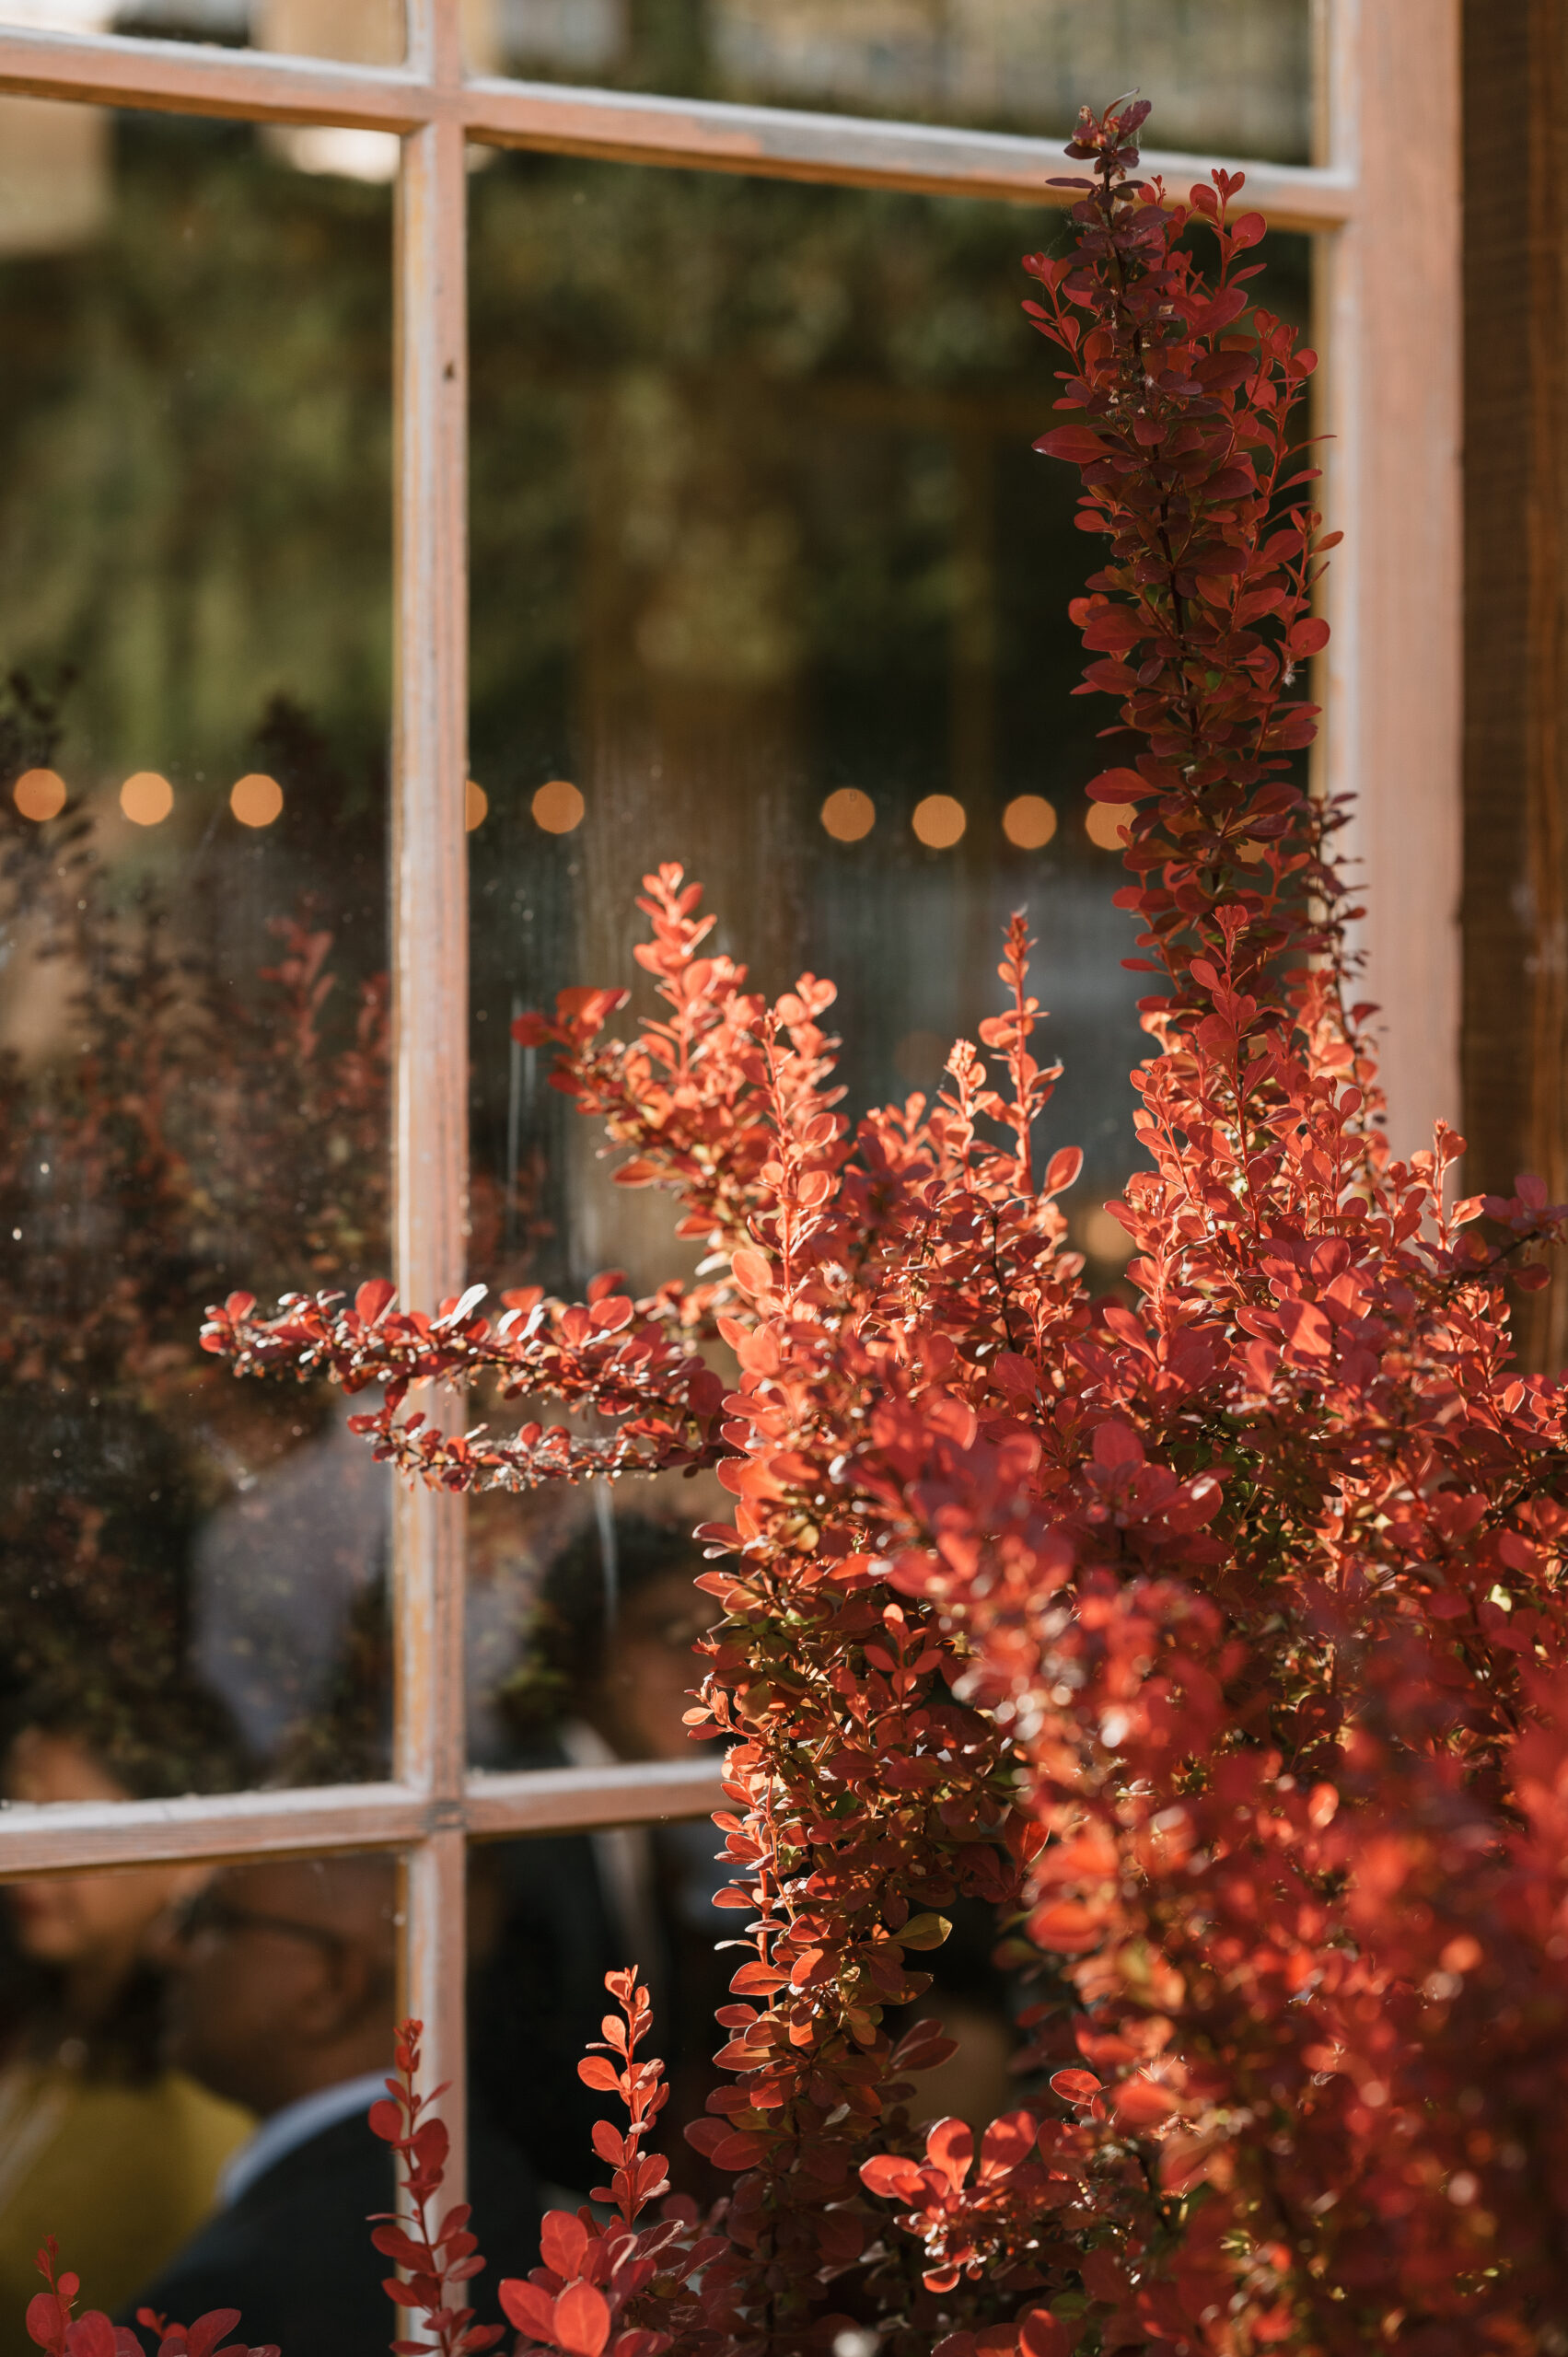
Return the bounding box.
[1082,1208,1133,1263]
[1085,801,1127,851]
[820,787,875,842]
[912,794,966,849]
[121,772,173,827]
[465,779,489,831]
[13,768,65,822]
[532,779,585,834]
[230,772,284,828]
[1003,794,1057,849]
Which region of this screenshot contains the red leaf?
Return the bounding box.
[588,1295,634,1333]
[183,2318,240,2357]
[553,2283,612,2357]
[729,1248,773,1299]
[65,2321,117,2357]
[1034,425,1109,462]
[978,2110,1039,2179]
[925,2117,973,2193]
[1085,766,1149,804]
[497,2282,556,2343]
[859,2154,927,2203]
[540,2212,591,2282]
[354,1278,397,1326]
[1111,2074,1178,2126]
[371,2227,427,2269]
[28,2298,64,2351]
[1043,1144,1084,1195]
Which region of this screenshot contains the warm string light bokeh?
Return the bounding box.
[1002,793,1057,848]
[819,787,877,842]
[1083,800,1127,852]
[4,773,1114,849]
[817,789,1073,852]
[911,792,966,848]
[530,778,585,834]
[10,772,296,828]
[229,772,285,828]
[11,767,66,821]
[119,771,174,827]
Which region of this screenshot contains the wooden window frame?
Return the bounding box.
[0,0,1458,2205]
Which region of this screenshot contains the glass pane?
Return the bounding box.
[470,1768,733,2207]
[466,1509,733,2201]
[0,102,393,1793]
[0,1847,541,2335]
[0,3,406,84]
[463,154,1309,1754]
[468,0,1315,168]
[470,1784,1018,2210]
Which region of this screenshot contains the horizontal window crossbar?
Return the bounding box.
[0,1758,726,1876]
[0,27,1355,223]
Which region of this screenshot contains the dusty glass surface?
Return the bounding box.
[467,0,1315,168]
[459,151,1310,1754]
[0,101,394,1794]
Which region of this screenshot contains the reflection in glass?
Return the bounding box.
[469,0,1315,166]
[467,151,1307,1283]
[469,1513,727,2194]
[0,103,393,1790]
[0,1703,252,2337]
[464,157,1307,1760]
[0,1841,538,2346]
[122,1851,538,2349]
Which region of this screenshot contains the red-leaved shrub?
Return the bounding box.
[24,2235,275,2357]
[368,2018,505,2357]
[197,102,1568,2354]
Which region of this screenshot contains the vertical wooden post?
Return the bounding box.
[393,0,470,2202]
[1318,0,1463,1163]
[1458,0,1568,1370]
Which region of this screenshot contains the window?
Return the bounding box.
[0,0,1458,2213]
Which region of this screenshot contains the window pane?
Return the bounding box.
[468,0,1316,168]
[470,1790,1019,2207]
[0,3,407,87]
[463,155,1310,1753]
[0,101,393,1792]
[467,1799,739,2207]
[464,1505,739,2201]
[0,1847,542,2336]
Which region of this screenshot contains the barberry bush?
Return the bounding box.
[24,2234,275,2357]
[200,102,1568,2354]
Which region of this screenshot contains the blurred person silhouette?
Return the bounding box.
[125,1853,539,2357]
[0,1678,251,2348]
[468,1509,1018,2194]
